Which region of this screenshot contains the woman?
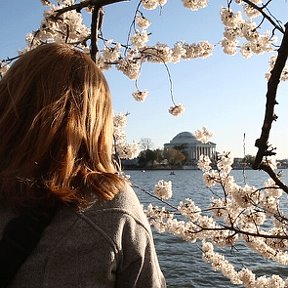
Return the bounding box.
[0,43,166,287]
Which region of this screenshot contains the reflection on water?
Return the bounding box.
[127,169,288,288]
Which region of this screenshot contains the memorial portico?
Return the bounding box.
[164,132,216,164]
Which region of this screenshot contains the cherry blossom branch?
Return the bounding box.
[132,183,178,210]
[253,23,288,172]
[241,0,284,34]
[150,208,288,240]
[193,224,288,240]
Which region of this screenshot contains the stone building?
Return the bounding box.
[164,131,216,165]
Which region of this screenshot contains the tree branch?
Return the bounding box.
[90,6,103,62]
[53,0,129,17]
[185,222,288,240]
[258,163,288,194]
[253,23,288,169]
[91,0,129,6]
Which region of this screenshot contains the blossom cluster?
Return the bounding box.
[116,57,142,80]
[141,0,168,10]
[154,180,173,200]
[182,0,208,11]
[141,0,208,11]
[132,89,149,102]
[220,5,276,58]
[113,113,139,159]
[145,143,288,287]
[168,104,185,116]
[194,126,213,144]
[24,0,90,52]
[202,241,288,287]
[0,61,10,79]
[112,41,214,84]
[141,41,214,64]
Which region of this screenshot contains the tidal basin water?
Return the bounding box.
[128,169,288,288]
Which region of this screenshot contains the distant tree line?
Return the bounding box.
[124,149,283,170]
[137,148,186,168]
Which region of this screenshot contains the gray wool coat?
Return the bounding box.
[0,185,166,288]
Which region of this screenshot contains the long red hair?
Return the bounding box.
[0,43,125,209]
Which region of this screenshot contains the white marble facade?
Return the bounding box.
[164,132,216,164]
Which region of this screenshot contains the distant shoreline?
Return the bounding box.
[123,166,288,171]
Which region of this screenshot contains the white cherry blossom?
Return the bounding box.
[195,126,213,144]
[154,180,173,200]
[132,89,148,102]
[168,104,185,116]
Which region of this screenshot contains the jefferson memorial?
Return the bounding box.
[164,132,216,164]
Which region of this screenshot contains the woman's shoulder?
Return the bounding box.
[80,182,151,233]
[88,183,142,213]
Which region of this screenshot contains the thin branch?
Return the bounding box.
[98,35,129,49]
[222,224,288,240]
[1,55,20,64]
[140,48,176,105]
[262,0,273,8]
[125,1,142,55]
[241,0,284,34]
[263,1,285,31]
[132,183,178,211]
[178,221,288,241]
[188,223,288,240]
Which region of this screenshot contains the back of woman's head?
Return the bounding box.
[0,43,124,209]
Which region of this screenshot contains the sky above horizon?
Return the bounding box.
[1,1,288,159]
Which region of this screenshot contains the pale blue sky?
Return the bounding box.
[1,1,288,158]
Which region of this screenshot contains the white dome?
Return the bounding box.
[170,132,200,144]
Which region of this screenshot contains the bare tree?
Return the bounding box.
[139,137,154,151]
